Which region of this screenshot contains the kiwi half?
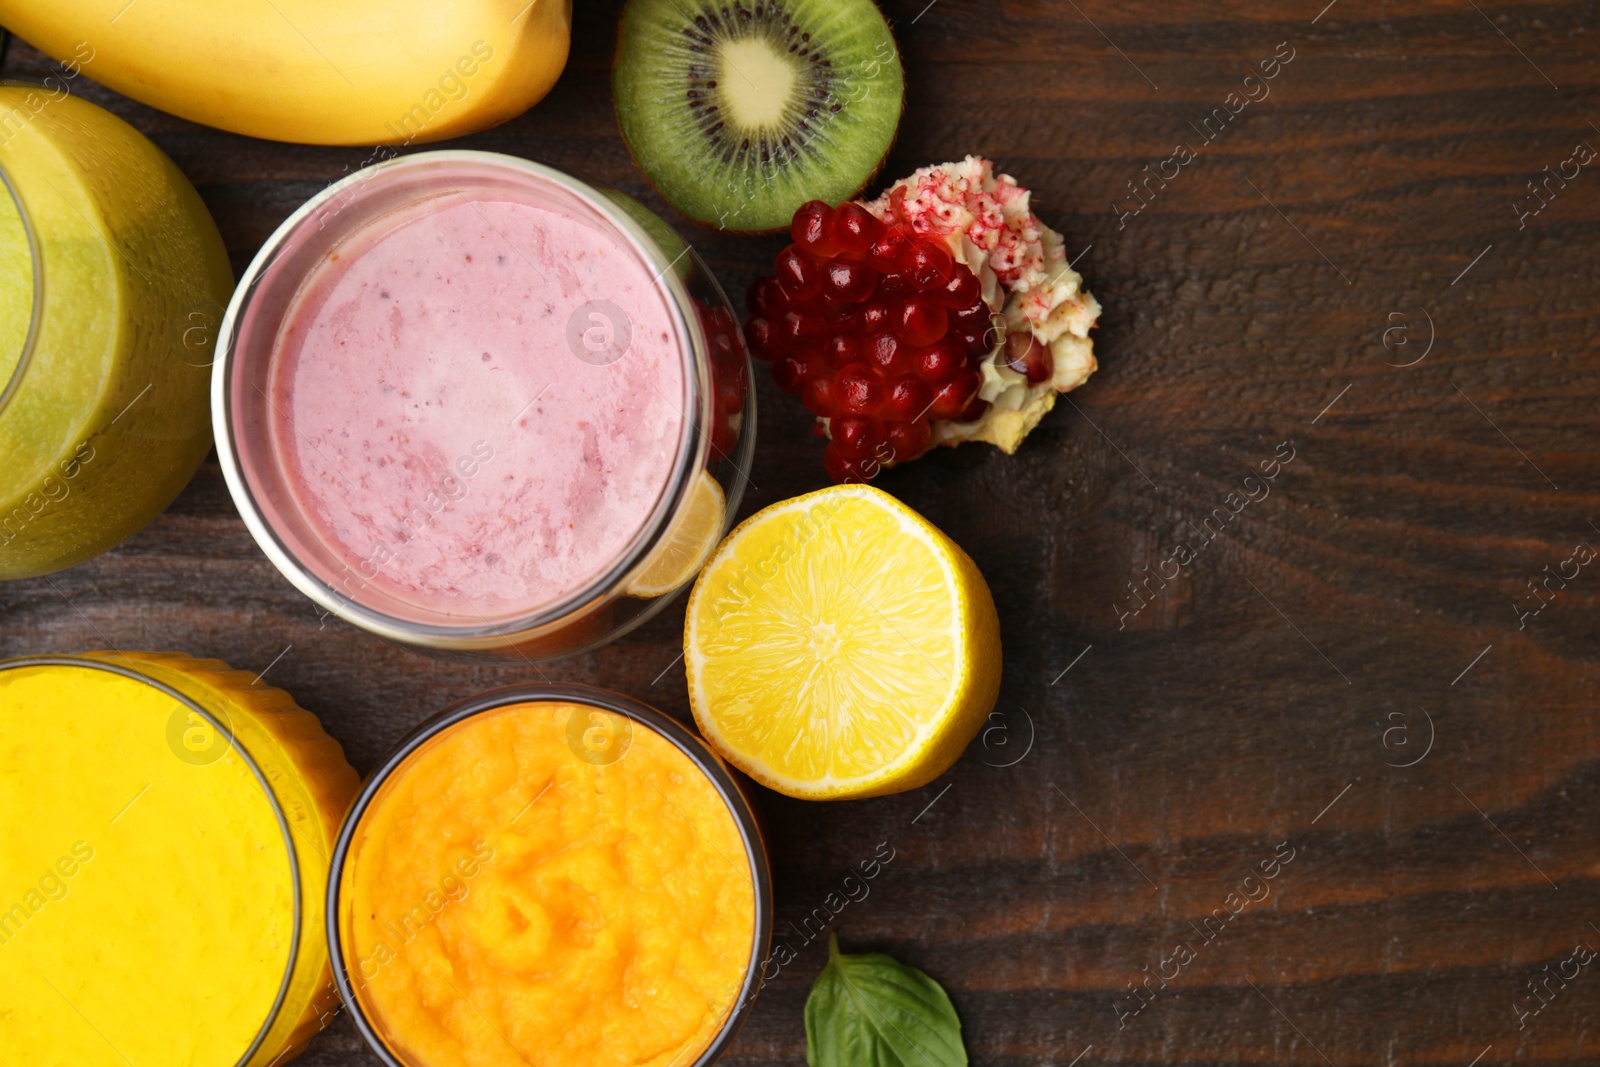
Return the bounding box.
[613,0,904,233]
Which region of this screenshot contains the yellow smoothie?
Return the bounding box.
[339,700,757,1067]
[0,86,233,578]
[0,652,359,1066]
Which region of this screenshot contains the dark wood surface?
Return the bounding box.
[4,1,1600,1063]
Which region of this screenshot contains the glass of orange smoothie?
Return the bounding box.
[214,152,753,660]
[327,684,771,1067]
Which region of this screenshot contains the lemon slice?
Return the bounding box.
[627,470,727,597]
[684,484,1002,799]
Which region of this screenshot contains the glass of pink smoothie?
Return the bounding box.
[214,152,753,660]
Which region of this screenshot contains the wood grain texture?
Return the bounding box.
[3,0,1599,1063]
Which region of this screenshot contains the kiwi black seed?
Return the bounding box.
[613,0,904,233]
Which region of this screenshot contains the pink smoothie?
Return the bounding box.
[267,191,687,622]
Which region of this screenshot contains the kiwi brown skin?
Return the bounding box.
[610,0,907,234]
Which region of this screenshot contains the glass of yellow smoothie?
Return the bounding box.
[329,684,771,1067]
[0,86,234,579]
[0,651,360,1067]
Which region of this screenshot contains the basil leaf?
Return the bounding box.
[805,933,967,1067]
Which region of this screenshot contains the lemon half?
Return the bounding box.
[684,485,1001,800]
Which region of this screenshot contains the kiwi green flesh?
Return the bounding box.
[614,0,904,232]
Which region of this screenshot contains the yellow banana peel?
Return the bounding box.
[0,0,571,145]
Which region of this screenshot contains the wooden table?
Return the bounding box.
[4,1,1598,1063]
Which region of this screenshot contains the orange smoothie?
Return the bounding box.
[337,699,759,1067]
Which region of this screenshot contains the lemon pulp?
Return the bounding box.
[684,485,1001,799]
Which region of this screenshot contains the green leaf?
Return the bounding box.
[805,933,968,1067]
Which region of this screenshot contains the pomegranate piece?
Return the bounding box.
[743,203,998,483]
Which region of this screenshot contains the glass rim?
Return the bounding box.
[324,682,773,1067]
[0,155,44,421]
[0,653,304,1067]
[211,150,713,649]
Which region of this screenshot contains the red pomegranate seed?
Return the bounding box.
[867,227,913,274]
[773,355,809,394]
[831,414,884,458]
[860,301,892,332]
[928,370,981,419]
[775,245,821,301]
[877,274,913,301]
[950,300,991,333]
[803,374,837,417]
[749,276,789,317]
[834,363,883,415]
[867,333,914,378]
[791,201,837,257]
[884,419,932,461]
[826,334,863,367]
[822,260,878,303]
[907,240,955,289]
[956,326,990,355]
[830,203,884,257]
[781,309,827,343]
[824,442,871,484]
[893,294,947,347]
[746,316,777,360]
[935,269,982,310]
[882,376,932,422]
[951,303,997,354]
[1004,330,1055,384]
[913,338,966,383]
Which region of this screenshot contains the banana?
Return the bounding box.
[0,0,571,145]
